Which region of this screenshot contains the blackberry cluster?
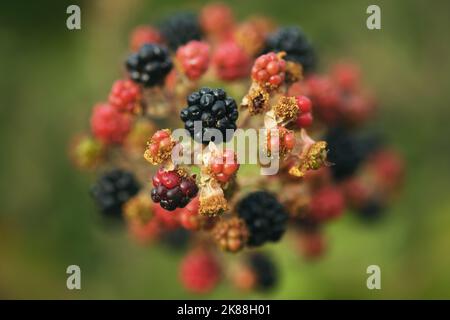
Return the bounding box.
[180,88,238,144]
[248,253,278,291]
[151,169,199,211]
[126,43,173,87]
[264,26,316,74]
[237,191,289,247]
[90,169,140,218]
[325,127,370,181]
[159,12,203,51]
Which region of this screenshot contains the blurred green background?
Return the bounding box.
[1,0,450,299]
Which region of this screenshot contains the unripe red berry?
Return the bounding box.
[208,149,239,183]
[252,52,286,88]
[370,150,404,192]
[332,62,360,92]
[340,177,371,210]
[200,3,235,39]
[179,249,221,293]
[108,79,141,113]
[296,112,313,128]
[129,25,162,52]
[296,95,312,113]
[210,162,223,174]
[340,93,375,126]
[306,75,341,125]
[90,103,132,144]
[212,41,251,81]
[176,41,210,80]
[309,186,345,221]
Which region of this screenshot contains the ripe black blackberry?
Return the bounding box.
[326,128,382,181]
[159,12,203,51]
[180,88,239,144]
[90,169,140,218]
[247,253,278,291]
[151,169,199,211]
[126,43,173,87]
[263,26,316,74]
[236,191,289,247]
[325,127,370,181]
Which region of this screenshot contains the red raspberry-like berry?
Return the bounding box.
[332,62,361,92]
[306,75,341,125]
[108,79,141,113]
[251,52,286,88]
[340,93,375,126]
[200,3,234,39]
[296,112,313,128]
[309,186,345,221]
[209,149,239,183]
[340,177,371,210]
[212,41,251,81]
[90,103,132,144]
[151,168,199,211]
[130,25,162,52]
[370,150,404,192]
[176,41,210,80]
[179,249,221,293]
[295,95,313,128]
[296,95,312,113]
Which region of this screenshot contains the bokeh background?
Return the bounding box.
[1,0,450,299]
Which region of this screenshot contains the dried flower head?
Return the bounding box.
[265,126,295,158]
[199,178,228,216]
[241,83,270,115]
[289,129,328,177]
[273,96,299,124]
[144,129,177,165]
[124,193,154,225]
